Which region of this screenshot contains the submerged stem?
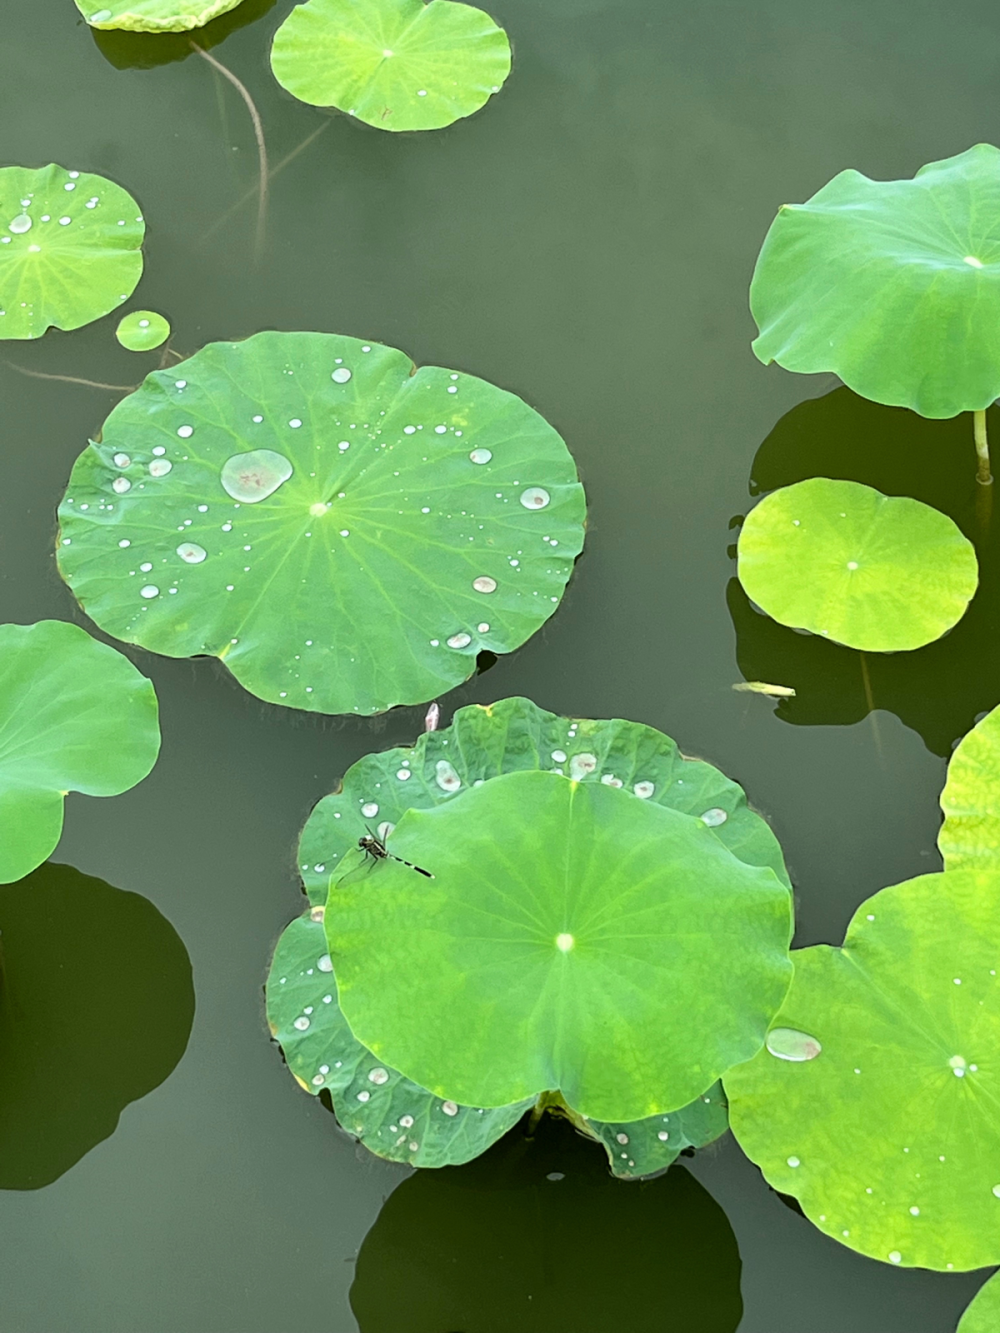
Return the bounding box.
[974,409,993,485]
[4,362,134,392]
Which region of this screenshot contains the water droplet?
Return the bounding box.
[520,487,550,509]
[59,217,71,226]
[447,632,472,649]
[569,753,597,780]
[8,214,31,235]
[477,622,490,634]
[616,1132,629,1145]
[634,781,655,799]
[657,1130,670,1141]
[149,459,172,478]
[311,1074,325,1086]
[289,418,302,429]
[361,802,379,818]
[442,1100,459,1116]
[140,585,159,599]
[90,7,113,19]
[396,769,411,781]
[469,449,492,465]
[331,367,352,383]
[113,452,130,468]
[909,1206,920,1216]
[318,954,333,972]
[551,749,567,763]
[338,440,350,451]
[473,575,497,593]
[949,1055,967,1077]
[369,1067,390,1085]
[766,1027,822,1062]
[555,932,574,952]
[356,1090,371,1102]
[992,1184,1000,1198]
[701,808,728,827]
[221,449,293,503]
[601,774,623,788]
[889,1251,902,1264]
[787,1156,801,1168]
[112,477,131,494]
[399,1115,414,1128]
[118,539,130,548]
[176,542,206,564]
[175,380,187,389]
[293,1016,310,1031]
[152,446,166,456]
[176,425,193,439]
[435,760,461,791]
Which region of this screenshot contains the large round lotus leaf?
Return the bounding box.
[298,695,792,908]
[56,333,585,716]
[270,0,511,132]
[0,164,143,340]
[0,621,160,884]
[726,869,1000,1271]
[751,144,1000,418]
[76,0,244,30]
[939,702,1000,872]
[327,768,792,1123]
[737,478,977,652]
[266,910,533,1167]
[571,1082,728,1181]
[958,1272,1000,1333]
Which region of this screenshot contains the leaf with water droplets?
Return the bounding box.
[76,0,246,31]
[575,1082,729,1180]
[116,309,170,352]
[939,701,1000,872]
[726,869,1000,1270]
[0,621,160,884]
[0,164,143,340]
[752,144,1000,418]
[56,332,585,716]
[266,912,532,1166]
[271,0,511,132]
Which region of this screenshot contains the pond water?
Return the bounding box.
[1,1,998,1329]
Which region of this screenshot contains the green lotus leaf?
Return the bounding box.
[76,0,245,31]
[327,767,792,1123]
[116,309,170,351]
[270,0,511,132]
[571,1081,728,1181]
[0,622,160,884]
[56,332,585,716]
[266,910,533,1167]
[726,869,1000,1271]
[751,144,1000,419]
[0,164,143,340]
[958,1271,1000,1333]
[939,702,1000,872]
[298,695,791,908]
[737,478,977,652]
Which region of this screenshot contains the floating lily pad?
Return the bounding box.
[270,0,511,131]
[76,0,245,31]
[752,144,1000,418]
[571,1082,728,1180]
[328,767,792,1123]
[266,910,533,1167]
[116,309,170,351]
[0,164,143,340]
[958,1272,1000,1333]
[297,695,792,907]
[726,869,1000,1271]
[0,621,160,884]
[56,332,585,716]
[939,702,1000,871]
[737,478,977,652]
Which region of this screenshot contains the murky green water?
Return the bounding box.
[2,1,999,1327]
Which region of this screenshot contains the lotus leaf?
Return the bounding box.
[297,695,792,908]
[117,309,170,351]
[266,910,533,1167]
[737,478,977,652]
[752,144,1000,419]
[56,333,585,716]
[76,0,245,30]
[958,1272,1000,1333]
[270,0,511,132]
[0,621,160,884]
[0,164,143,340]
[327,767,792,1123]
[571,1082,728,1180]
[939,703,1000,872]
[726,869,1000,1271]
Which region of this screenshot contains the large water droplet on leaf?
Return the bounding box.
[766,1027,822,1062]
[221,450,293,503]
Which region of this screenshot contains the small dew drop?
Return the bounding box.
[787,1156,801,1168]
[112,477,131,494]
[634,781,655,799]
[701,807,728,827]
[318,954,333,972]
[140,584,159,599]
[361,802,379,818]
[369,1068,390,1085]
[469,449,492,465]
[149,459,172,478]
[441,1101,459,1116]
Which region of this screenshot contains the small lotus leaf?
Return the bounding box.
[77,0,245,31]
[737,478,977,652]
[575,1082,728,1180]
[726,869,1000,1271]
[0,622,160,884]
[958,1272,1000,1333]
[270,0,511,131]
[751,144,1000,418]
[0,164,143,340]
[116,309,170,351]
[56,333,585,716]
[266,910,532,1167]
[328,768,792,1123]
[298,695,791,908]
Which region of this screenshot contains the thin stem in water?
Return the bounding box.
[974,409,993,485]
[4,362,135,392]
[200,120,330,243]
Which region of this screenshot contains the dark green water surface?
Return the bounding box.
[2,1,1000,1328]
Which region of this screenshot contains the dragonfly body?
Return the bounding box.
[358,829,433,878]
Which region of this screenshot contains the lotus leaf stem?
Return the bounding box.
[4,362,134,393]
[974,409,993,486]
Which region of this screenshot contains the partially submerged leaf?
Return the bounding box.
[77,0,246,31]
[737,478,977,652]
[270,0,511,131]
[726,869,1000,1271]
[0,622,160,883]
[958,1271,1000,1333]
[572,1082,728,1180]
[56,333,585,716]
[0,164,143,339]
[116,309,170,351]
[939,701,1000,871]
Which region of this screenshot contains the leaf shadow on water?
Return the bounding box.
[0,861,194,1190]
[729,387,1000,757]
[349,1112,742,1333]
[88,0,277,70]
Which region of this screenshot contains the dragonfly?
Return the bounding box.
[357,826,433,878]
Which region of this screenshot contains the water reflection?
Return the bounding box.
[731,389,1000,756]
[350,1113,742,1333]
[0,861,194,1189]
[89,0,277,69]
